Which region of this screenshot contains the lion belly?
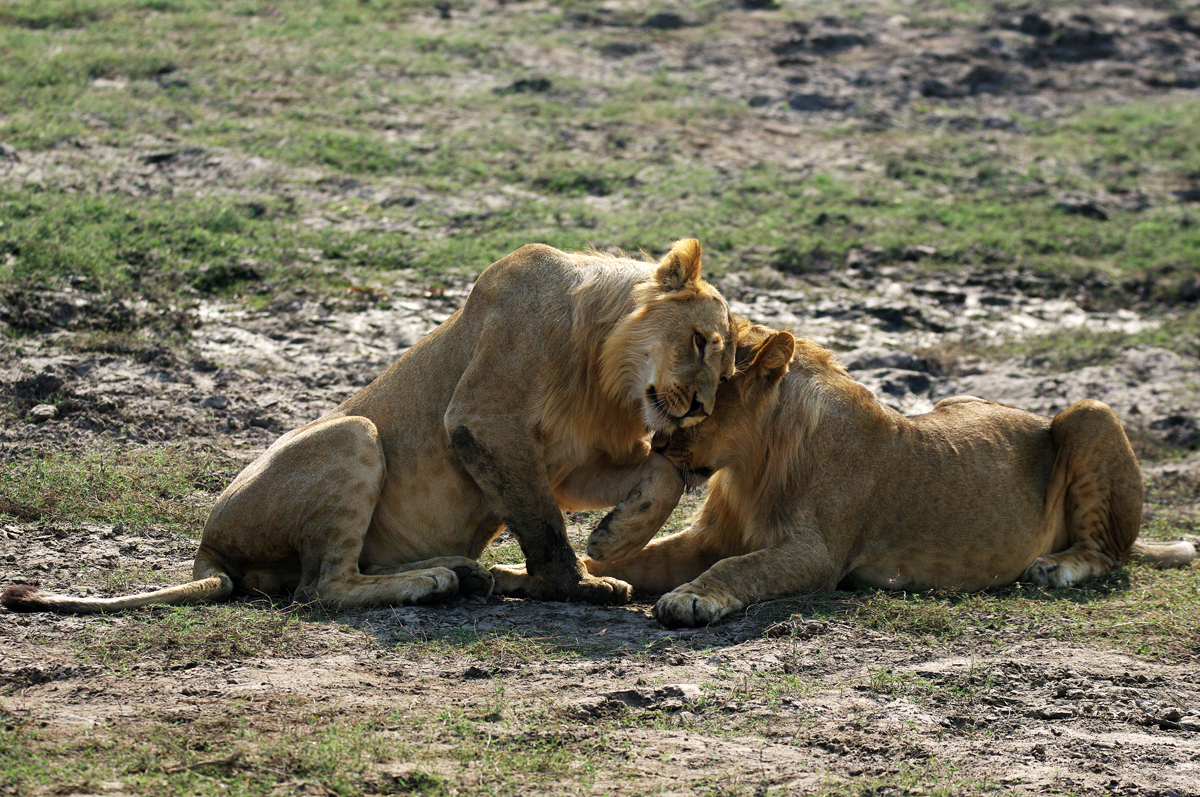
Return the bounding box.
[846,402,1059,591]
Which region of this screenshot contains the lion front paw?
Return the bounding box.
[653,588,735,628]
[586,513,646,562]
[567,574,634,605]
[489,566,633,605]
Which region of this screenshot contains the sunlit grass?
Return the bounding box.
[0,443,237,534]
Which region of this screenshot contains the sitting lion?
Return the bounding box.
[3,239,735,614]
[587,318,1196,627]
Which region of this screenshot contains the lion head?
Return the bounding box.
[600,239,736,435]
[656,317,796,487]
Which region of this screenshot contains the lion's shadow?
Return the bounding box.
[299,566,1141,660]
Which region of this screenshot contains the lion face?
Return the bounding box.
[657,319,795,486]
[602,239,736,435]
[640,296,736,435]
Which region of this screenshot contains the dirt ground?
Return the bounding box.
[3,517,1200,795]
[3,1,1200,794]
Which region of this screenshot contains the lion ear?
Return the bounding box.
[748,331,795,382]
[655,238,703,291]
[734,319,777,371]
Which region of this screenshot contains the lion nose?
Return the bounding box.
[683,395,707,418]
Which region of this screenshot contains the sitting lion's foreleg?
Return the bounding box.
[446,422,632,605]
[652,535,838,628]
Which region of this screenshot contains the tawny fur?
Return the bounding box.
[588,319,1196,627]
[2,239,736,614]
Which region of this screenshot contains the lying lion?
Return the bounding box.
[3,239,735,614]
[587,319,1196,627]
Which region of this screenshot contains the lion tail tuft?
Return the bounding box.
[1130,539,1196,570]
[1,575,234,614]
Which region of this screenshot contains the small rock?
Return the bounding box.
[788,93,851,112]
[1055,194,1111,220]
[662,683,702,700]
[840,348,924,372]
[920,79,964,99]
[642,11,687,30]
[1031,706,1076,720]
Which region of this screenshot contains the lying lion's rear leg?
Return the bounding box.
[1023,399,1143,588]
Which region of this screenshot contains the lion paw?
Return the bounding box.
[586,513,647,562]
[653,589,732,628]
[489,565,632,605]
[408,567,461,604]
[449,560,494,598]
[561,574,632,605]
[1023,557,1077,588]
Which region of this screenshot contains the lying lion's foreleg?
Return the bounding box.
[652,536,838,628]
[1025,399,1143,588]
[555,453,685,562]
[585,526,719,595]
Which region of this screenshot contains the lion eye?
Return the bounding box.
[693,331,707,359]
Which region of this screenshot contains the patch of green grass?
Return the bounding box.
[816,757,1000,797]
[74,603,308,669]
[0,705,434,797]
[973,309,1200,370]
[0,190,421,298]
[0,697,634,797]
[773,556,1200,659]
[4,0,1198,310]
[0,443,237,533]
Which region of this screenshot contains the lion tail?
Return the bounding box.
[2,575,233,614]
[2,556,234,615]
[1130,539,1196,570]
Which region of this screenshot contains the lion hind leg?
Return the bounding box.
[1024,400,1143,588]
[297,567,462,610]
[364,556,494,597]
